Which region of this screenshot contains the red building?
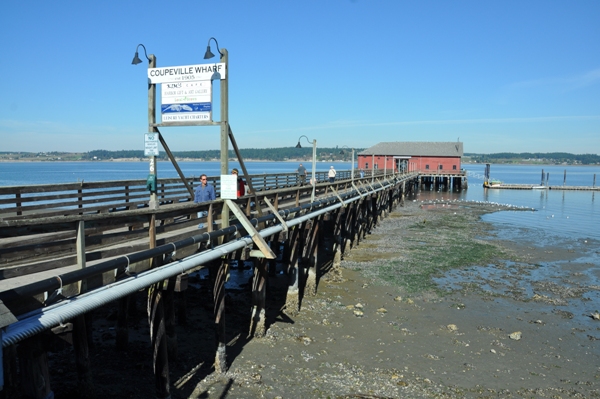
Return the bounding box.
[357,141,463,173]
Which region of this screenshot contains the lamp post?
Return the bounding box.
[131,44,159,210]
[339,145,355,183]
[296,135,317,202]
[203,37,228,186]
[204,37,230,227]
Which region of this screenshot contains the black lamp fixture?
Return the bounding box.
[204,37,223,80]
[204,37,222,59]
[131,44,150,65]
[295,141,302,148]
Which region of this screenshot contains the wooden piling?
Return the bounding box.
[284,227,301,315]
[17,335,53,399]
[164,282,177,362]
[249,257,268,337]
[116,295,129,351]
[304,217,321,296]
[148,282,171,398]
[213,259,228,373]
[73,314,94,398]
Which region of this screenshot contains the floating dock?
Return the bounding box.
[484,183,599,191]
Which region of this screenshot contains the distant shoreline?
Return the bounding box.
[1,159,597,167]
[0,159,307,163]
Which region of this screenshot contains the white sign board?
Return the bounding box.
[148,63,226,84]
[220,175,238,199]
[144,133,159,156]
[161,81,212,122]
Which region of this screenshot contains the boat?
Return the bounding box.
[483,179,502,188]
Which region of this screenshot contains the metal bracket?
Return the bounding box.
[352,182,364,198]
[225,200,275,259]
[262,196,288,232]
[366,180,376,193]
[330,188,346,207]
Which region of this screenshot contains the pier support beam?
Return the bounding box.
[249,257,268,337]
[148,283,170,398]
[284,226,301,316]
[17,335,53,399]
[213,259,228,373]
[304,217,320,297]
[73,314,94,398]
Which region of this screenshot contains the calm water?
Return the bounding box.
[1,161,599,242]
[0,160,349,187]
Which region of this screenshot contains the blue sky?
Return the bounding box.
[1,0,599,154]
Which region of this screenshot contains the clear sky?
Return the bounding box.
[1,1,599,154]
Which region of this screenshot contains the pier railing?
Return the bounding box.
[0,169,375,220]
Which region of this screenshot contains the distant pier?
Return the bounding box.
[484,183,599,191]
[483,163,598,191]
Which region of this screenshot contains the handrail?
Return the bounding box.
[0,169,382,220]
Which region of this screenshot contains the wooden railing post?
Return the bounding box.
[15,192,22,216]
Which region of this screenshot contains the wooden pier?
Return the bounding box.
[0,170,425,398]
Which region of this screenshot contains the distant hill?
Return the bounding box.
[0,147,364,163]
[464,152,600,165]
[2,150,599,165]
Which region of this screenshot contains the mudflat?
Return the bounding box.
[45,201,599,399]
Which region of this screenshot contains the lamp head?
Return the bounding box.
[131,52,143,65]
[204,37,221,59]
[295,142,302,148]
[131,44,150,65]
[204,46,215,59]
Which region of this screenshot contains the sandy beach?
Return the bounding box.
[43,201,600,399]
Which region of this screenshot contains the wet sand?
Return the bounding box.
[191,202,599,398]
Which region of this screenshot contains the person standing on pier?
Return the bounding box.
[194,174,216,228]
[297,163,307,186]
[328,165,337,183]
[232,168,247,197]
[194,174,216,203]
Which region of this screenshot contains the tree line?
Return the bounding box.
[465,152,600,165]
[82,147,362,162]
[2,150,599,165]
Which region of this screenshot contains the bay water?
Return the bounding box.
[1,161,598,241]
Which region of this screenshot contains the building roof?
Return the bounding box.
[359,142,463,157]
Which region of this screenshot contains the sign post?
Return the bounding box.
[144,133,159,157]
[148,55,158,210]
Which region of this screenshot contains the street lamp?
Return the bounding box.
[203,37,231,231]
[203,37,224,80]
[296,135,317,202]
[131,44,158,209]
[203,37,222,59]
[339,145,355,183]
[131,44,151,65]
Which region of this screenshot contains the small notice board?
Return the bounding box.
[144,133,159,156]
[220,175,238,199]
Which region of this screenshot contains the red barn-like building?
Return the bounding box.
[357,141,463,173]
